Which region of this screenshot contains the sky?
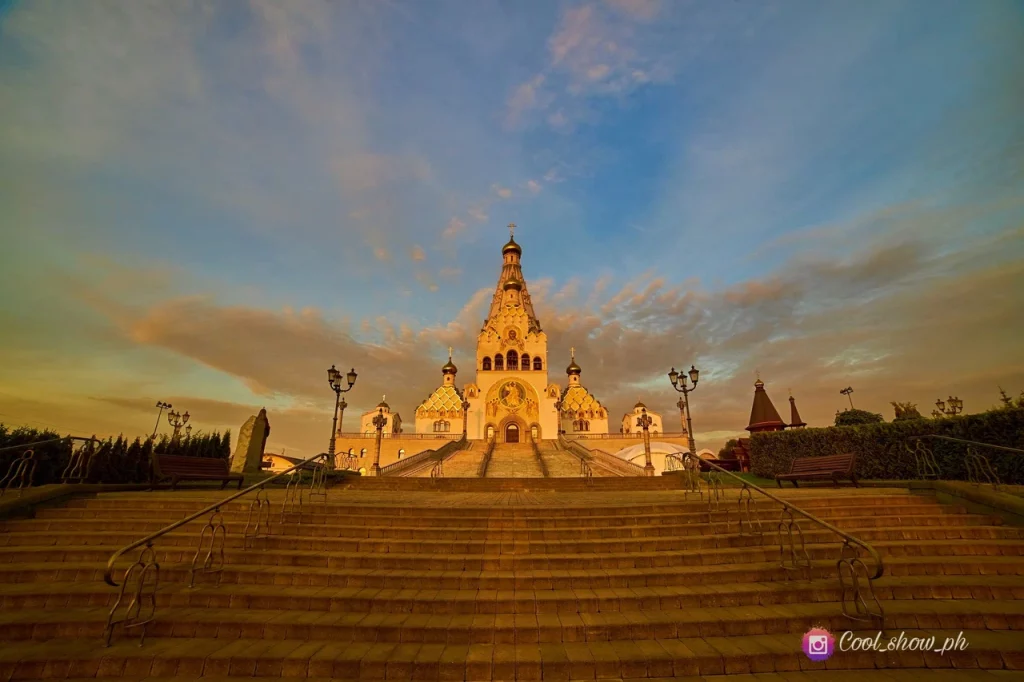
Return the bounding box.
[1,0,1023,457]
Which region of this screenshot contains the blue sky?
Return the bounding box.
[1,0,1022,454]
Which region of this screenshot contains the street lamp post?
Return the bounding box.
[840,387,855,409]
[184,424,192,440]
[327,365,358,470]
[460,389,470,439]
[167,409,190,442]
[668,365,700,456]
[935,396,963,417]
[636,407,655,476]
[152,401,172,438]
[370,408,387,476]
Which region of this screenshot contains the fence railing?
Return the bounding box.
[529,437,550,478]
[903,434,1023,489]
[563,432,687,440]
[665,451,884,626]
[0,437,105,497]
[102,452,332,646]
[337,432,463,440]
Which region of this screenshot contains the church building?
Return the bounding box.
[415,226,611,443]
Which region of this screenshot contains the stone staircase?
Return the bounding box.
[0,484,1023,679]
[430,442,486,478]
[483,443,545,478]
[535,441,583,478]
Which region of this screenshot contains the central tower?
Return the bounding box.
[462,225,561,442]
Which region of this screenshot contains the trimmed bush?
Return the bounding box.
[0,424,232,488]
[750,408,1024,484]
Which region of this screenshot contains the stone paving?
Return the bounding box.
[0,481,1022,679]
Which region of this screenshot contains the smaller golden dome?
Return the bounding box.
[502,236,522,255]
[504,276,523,291]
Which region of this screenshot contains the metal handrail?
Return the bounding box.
[912,434,1024,454]
[529,437,550,478]
[379,436,467,476]
[0,436,104,496]
[103,452,330,587]
[906,434,1020,488]
[693,453,884,579]
[559,435,647,476]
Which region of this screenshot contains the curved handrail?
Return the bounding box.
[559,435,647,476]
[911,434,1024,454]
[691,453,884,580]
[103,452,330,586]
[379,436,467,477]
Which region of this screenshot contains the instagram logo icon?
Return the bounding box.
[802,627,835,662]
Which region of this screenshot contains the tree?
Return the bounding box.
[718,438,739,459]
[891,401,923,421]
[997,386,1024,410]
[834,409,884,426]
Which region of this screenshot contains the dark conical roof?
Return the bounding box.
[746,378,786,432]
[789,394,806,428]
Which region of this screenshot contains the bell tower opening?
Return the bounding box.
[504,423,520,443]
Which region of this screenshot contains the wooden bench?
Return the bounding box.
[152,454,243,490]
[776,453,858,488]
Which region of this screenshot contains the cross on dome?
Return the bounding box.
[570,346,575,359]
[508,222,516,237]
[448,346,453,360]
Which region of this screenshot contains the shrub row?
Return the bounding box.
[749,408,1024,485]
[0,424,231,488]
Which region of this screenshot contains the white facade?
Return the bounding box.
[358,399,402,435]
[620,402,664,435]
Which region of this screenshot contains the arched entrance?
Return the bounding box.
[504,423,520,443]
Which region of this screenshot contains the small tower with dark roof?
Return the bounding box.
[746,375,787,433]
[566,346,582,387]
[441,346,458,387]
[788,390,807,428]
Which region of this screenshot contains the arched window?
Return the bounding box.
[521,354,530,370]
[507,350,518,370]
[398,448,405,459]
[572,420,579,431]
[585,420,591,431]
[360,448,367,458]
[494,354,504,371]
[482,357,492,371]
[533,357,542,371]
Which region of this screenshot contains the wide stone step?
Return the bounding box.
[6,574,1022,614]
[5,555,1022,591]
[4,599,1024,645]
[0,630,1020,679]
[4,525,1020,557]
[5,537,1021,573]
[2,512,1006,541]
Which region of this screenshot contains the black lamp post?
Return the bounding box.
[636,407,655,476]
[460,390,470,439]
[152,401,172,438]
[327,365,358,469]
[936,395,963,417]
[371,408,387,476]
[167,409,189,442]
[840,386,855,409]
[668,365,700,456]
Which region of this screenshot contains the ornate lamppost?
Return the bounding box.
[668,365,700,456]
[840,386,855,409]
[636,407,655,477]
[152,401,172,438]
[935,396,963,417]
[184,424,192,441]
[167,409,190,442]
[370,408,387,476]
[327,365,358,469]
[460,389,471,439]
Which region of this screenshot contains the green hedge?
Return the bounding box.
[749,408,1024,484]
[0,424,231,488]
